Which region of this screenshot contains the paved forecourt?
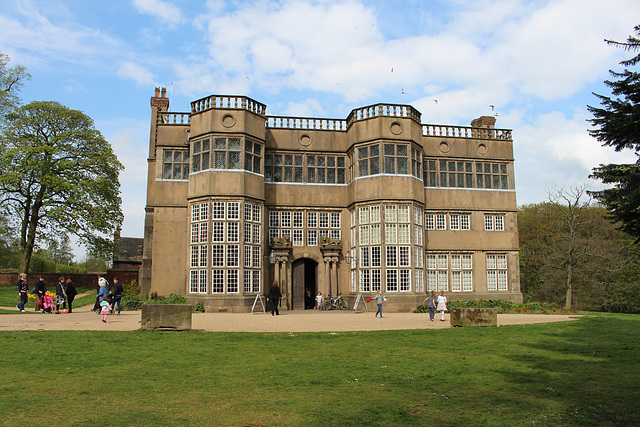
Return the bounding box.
[0,303,581,332]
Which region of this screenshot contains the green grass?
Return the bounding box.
[0,285,94,311]
[0,314,638,426]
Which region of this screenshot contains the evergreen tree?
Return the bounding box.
[588,25,640,242]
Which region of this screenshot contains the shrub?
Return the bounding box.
[414,299,565,314]
[193,302,205,313]
[123,279,140,296]
[122,295,145,311]
[159,293,188,305]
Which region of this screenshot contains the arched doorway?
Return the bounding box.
[291,258,318,310]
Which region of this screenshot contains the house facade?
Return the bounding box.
[141,88,522,312]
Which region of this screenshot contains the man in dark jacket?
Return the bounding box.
[266,281,282,316]
[111,278,123,315]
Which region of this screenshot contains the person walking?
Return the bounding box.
[437,290,448,321]
[266,281,282,316]
[17,273,28,312]
[374,290,385,318]
[33,276,47,312]
[55,276,67,314]
[100,296,112,323]
[93,276,109,313]
[65,278,77,313]
[111,278,123,315]
[422,290,437,322]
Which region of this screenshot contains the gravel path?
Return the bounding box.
[0,304,581,332]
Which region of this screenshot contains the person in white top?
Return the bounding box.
[436,291,447,321]
[315,292,324,310]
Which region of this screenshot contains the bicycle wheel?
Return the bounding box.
[338,298,350,310]
[321,300,331,310]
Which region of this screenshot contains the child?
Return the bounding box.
[315,292,323,310]
[436,291,448,321]
[100,297,112,323]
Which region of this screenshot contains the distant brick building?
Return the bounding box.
[141,88,521,312]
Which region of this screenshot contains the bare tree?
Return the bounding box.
[544,185,594,308]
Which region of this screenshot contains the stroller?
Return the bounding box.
[38,295,55,313]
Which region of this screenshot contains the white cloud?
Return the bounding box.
[282,98,326,117]
[184,0,639,110]
[0,1,121,68]
[513,109,637,205]
[118,61,156,86]
[132,0,185,26]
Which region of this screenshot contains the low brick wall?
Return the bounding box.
[140,304,192,330]
[450,307,498,327]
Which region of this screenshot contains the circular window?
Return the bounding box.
[390,121,403,135]
[221,114,236,128]
[299,134,312,147]
[439,141,450,153]
[478,143,488,155]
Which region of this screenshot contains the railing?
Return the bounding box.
[266,116,347,131]
[158,112,190,125]
[422,124,512,140]
[191,95,267,116]
[346,103,422,127]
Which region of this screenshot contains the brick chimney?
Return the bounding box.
[471,116,496,129]
[151,87,170,111]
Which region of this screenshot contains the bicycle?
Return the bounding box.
[321,293,350,310]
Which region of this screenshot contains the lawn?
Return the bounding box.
[0,314,638,426]
[0,284,95,311]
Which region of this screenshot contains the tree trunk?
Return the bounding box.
[18,192,44,274]
[565,265,573,308]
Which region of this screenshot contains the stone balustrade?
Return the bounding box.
[422,124,512,140]
[266,116,347,131]
[346,103,422,127]
[158,112,191,125]
[191,95,267,116]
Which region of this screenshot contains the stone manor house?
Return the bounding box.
[141,88,522,312]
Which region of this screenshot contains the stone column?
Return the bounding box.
[274,260,281,286]
[324,257,331,296]
[276,256,288,296]
[330,256,339,295]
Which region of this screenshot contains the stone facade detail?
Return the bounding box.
[141,90,522,312]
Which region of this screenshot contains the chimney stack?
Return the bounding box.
[471,116,496,129]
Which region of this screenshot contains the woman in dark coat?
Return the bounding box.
[266,281,282,316]
[55,277,67,314]
[33,276,47,312]
[65,278,77,313]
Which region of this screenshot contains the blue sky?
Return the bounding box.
[1,0,639,257]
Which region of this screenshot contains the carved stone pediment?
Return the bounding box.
[271,236,292,249]
[319,236,342,251]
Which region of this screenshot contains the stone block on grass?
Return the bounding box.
[450,307,497,327]
[141,304,192,330]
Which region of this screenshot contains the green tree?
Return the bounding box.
[0,52,30,121]
[588,25,640,242]
[518,202,555,296]
[0,101,124,273]
[518,188,639,311]
[45,235,74,265]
